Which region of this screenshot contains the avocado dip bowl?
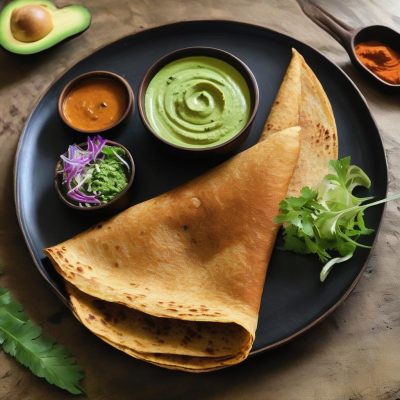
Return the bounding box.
[138,47,259,156]
[54,136,135,215]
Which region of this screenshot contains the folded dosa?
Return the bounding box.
[45,127,300,371]
[260,49,338,196]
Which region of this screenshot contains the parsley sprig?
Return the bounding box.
[276,157,400,281]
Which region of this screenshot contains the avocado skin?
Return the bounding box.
[0,0,91,55]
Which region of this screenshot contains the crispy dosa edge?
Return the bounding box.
[260,48,338,196]
[67,283,252,371]
[67,283,250,358]
[98,336,250,372]
[260,48,302,137]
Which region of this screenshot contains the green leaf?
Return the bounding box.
[0,287,84,395]
[335,239,355,257]
[283,226,310,254]
[318,157,372,211]
[276,156,400,281]
[101,145,125,158]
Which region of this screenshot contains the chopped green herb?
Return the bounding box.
[166,76,176,85]
[0,287,84,394]
[276,157,400,281]
[90,157,128,202]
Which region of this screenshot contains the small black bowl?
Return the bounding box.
[54,139,135,214]
[58,71,134,134]
[138,47,259,156]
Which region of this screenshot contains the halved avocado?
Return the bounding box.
[0,0,91,55]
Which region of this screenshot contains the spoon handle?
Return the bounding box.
[297,0,354,52]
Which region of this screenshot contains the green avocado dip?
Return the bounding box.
[59,136,130,207]
[145,56,251,148]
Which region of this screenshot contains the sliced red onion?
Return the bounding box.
[60,135,122,206]
[111,148,130,171]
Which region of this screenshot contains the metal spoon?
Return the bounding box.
[297,0,400,92]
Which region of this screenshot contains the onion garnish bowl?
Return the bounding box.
[54,137,135,213]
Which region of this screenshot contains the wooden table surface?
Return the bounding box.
[0,0,399,399]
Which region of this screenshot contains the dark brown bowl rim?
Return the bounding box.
[58,70,134,134]
[138,46,260,152]
[54,139,135,211]
[351,25,400,89]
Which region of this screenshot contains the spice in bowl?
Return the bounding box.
[56,135,134,209]
[355,41,400,84]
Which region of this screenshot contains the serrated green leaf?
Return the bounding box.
[335,239,356,257]
[0,287,84,395]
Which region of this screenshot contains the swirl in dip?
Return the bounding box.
[144,56,251,148]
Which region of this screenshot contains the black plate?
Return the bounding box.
[14,20,387,354]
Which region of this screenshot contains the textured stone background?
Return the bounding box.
[0,0,399,399]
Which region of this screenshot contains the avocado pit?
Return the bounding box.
[10,5,53,43]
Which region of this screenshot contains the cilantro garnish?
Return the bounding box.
[276,157,400,281]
